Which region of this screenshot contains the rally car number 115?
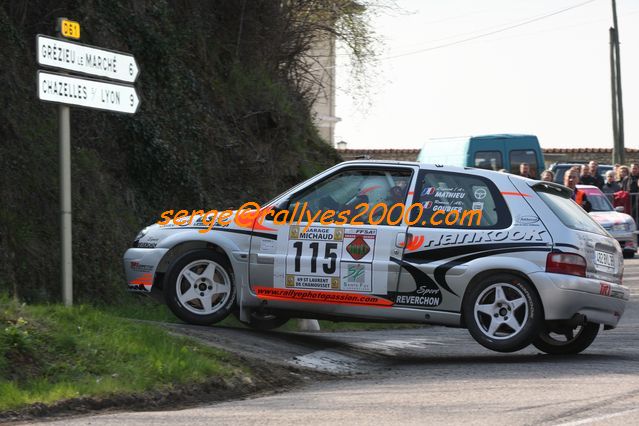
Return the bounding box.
[124,161,629,354]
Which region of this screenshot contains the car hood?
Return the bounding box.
[588,211,635,229]
[135,208,277,247]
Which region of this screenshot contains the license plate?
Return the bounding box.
[595,251,615,269]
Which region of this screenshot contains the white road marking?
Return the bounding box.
[554,407,639,426]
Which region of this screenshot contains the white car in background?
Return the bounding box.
[577,185,637,259]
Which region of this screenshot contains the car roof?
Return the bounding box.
[339,159,496,172]
[338,160,541,182]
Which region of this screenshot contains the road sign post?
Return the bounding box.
[37,19,139,306]
[59,103,72,306]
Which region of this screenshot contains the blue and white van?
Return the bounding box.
[417,134,545,178]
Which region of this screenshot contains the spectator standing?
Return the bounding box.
[589,161,604,188]
[564,170,578,200]
[519,163,532,178]
[618,165,629,183]
[622,164,639,219]
[579,164,597,186]
[621,164,639,193]
[602,170,621,194]
[540,170,554,182]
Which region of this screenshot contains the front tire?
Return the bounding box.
[164,250,235,325]
[532,322,599,355]
[463,274,543,353]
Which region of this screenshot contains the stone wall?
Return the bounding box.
[337,148,639,167]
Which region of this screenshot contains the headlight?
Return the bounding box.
[613,223,626,232]
[134,226,149,242]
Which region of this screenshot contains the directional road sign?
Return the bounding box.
[37,34,139,83]
[38,70,140,114]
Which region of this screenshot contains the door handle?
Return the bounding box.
[395,232,407,248]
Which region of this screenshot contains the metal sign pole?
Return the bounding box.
[59,103,73,306]
[38,18,139,306]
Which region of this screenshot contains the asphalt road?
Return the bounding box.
[42,260,639,425]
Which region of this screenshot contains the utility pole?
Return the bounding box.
[610,28,619,165]
[610,0,625,165]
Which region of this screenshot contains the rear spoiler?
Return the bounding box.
[529,181,573,199]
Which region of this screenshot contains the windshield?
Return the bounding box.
[536,190,607,236]
[584,193,613,212]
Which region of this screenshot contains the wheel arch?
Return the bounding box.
[460,268,545,327]
[153,241,233,291]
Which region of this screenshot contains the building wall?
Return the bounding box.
[337,148,639,167]
[308,34,340,145]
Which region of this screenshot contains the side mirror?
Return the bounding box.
[615,206,625,213]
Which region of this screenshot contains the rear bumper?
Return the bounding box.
[123,248,169,293]
[529,271,629,327]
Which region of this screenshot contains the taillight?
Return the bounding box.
[546,252,587,277]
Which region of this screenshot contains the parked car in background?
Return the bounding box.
[549,163,613,185]
[417,134,545,177]
[577,184,637,258]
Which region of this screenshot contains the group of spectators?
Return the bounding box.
[537,161,638,195]
[535,161,639,216]
[492,160,639,216]
[493,160,639,195]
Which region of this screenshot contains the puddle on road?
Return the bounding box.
[290,350,369,374]
[288,338,450,373]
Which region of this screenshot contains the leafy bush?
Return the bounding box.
[0,0,361,303]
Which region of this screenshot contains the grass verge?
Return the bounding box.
[0,296,249,413]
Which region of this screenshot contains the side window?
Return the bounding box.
[411,170,511,229]
[510,150,539,177]
[474,151,502,171]
[288,168,413,226]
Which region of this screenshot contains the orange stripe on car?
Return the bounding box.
[253,286,393,308]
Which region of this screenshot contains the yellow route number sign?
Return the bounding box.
[59,18,80,39]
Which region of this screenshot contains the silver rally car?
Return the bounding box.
[124,161,629,354]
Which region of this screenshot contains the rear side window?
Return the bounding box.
[474,151,502,171]
[535,189,607,235]
[412,170,511,229]
[510,150,538,177]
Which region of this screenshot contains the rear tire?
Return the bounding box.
[164,250,235,325]
[533,322,599,355]
[463,273,543,353]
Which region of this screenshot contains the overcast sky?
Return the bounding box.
[335,0,638,150]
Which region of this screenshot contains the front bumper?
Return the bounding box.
[608,230,637,251]
[529,271,629,328]
[123,247,169,292]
